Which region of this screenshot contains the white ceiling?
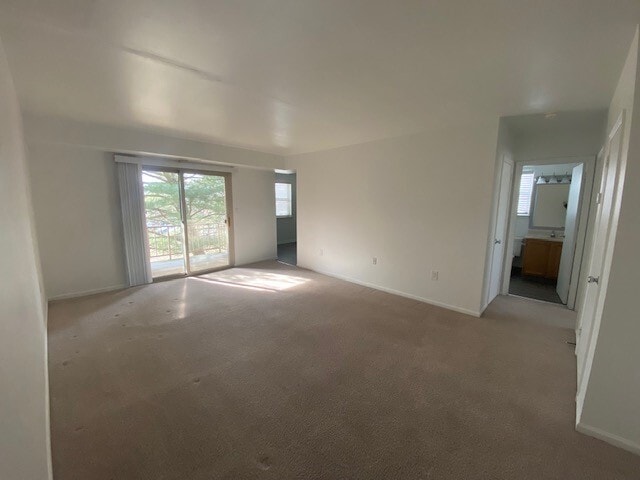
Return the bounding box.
[505,110,607,140]
[524,163,579,176]
[0,0,639,155]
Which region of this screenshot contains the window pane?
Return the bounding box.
[142,170,186,278]
[275,183,291,200]
[183,172,230,272]
[275,183,292,216]
[276,200,291,216]
[517,172,535,216]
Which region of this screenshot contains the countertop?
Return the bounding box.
[524,235,564,243]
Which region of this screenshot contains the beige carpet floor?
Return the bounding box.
[47,261,640,479]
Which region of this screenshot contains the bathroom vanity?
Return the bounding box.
[521,237,563,280]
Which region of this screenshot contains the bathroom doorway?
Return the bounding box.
[505,158,595,308]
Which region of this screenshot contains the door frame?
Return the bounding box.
[142,165,235,280]
[500,156,596,309]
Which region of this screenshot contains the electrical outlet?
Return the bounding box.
[372,257,378,265]
[431,270,439,281]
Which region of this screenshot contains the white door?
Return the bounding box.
[556,164,584,304]
[487,160,513,304]
[576,114,625,386]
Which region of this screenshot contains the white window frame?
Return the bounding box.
[275,182,293,218]
[517,171,535,216]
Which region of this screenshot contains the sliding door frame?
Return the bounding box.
[177,172,192,274]
[143,165,234,281]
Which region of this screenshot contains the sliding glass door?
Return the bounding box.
[183,172,230,273]
[142,170,186,278]
[142,168,232,279]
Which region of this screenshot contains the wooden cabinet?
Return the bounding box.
[521,238,563,280]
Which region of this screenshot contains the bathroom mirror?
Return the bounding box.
[530,183,570,229]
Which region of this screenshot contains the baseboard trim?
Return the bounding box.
[306,266,481,317]
[49,284,127,302]
[576,422,640,456]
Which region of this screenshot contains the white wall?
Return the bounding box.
[287,121,500,316]
[0,34,51,480]
[514,217,530,241]
[578,28,640,454]
[233,168,278,264]
[26,116,281,299]
[275,172,297,245]
[28,143,127,299]
[24,114,283,170]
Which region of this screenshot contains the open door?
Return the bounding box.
[487,159,513,305]
[556,164,584,304]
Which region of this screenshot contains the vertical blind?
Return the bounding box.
[117,161,153,286]
[517,172,535,216]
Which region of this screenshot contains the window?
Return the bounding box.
[517,171,535,216]
[275,182,292,217]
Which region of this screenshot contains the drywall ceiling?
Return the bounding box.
[523,163,578,176]
[505,110,608,159]
[505,111,607,140]
[0,0,639,155]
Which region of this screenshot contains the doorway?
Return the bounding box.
[505,158,595,308]
[275,172,297,265]
[142,167,233,279]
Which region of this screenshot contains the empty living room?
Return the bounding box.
[3,1,640,479]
